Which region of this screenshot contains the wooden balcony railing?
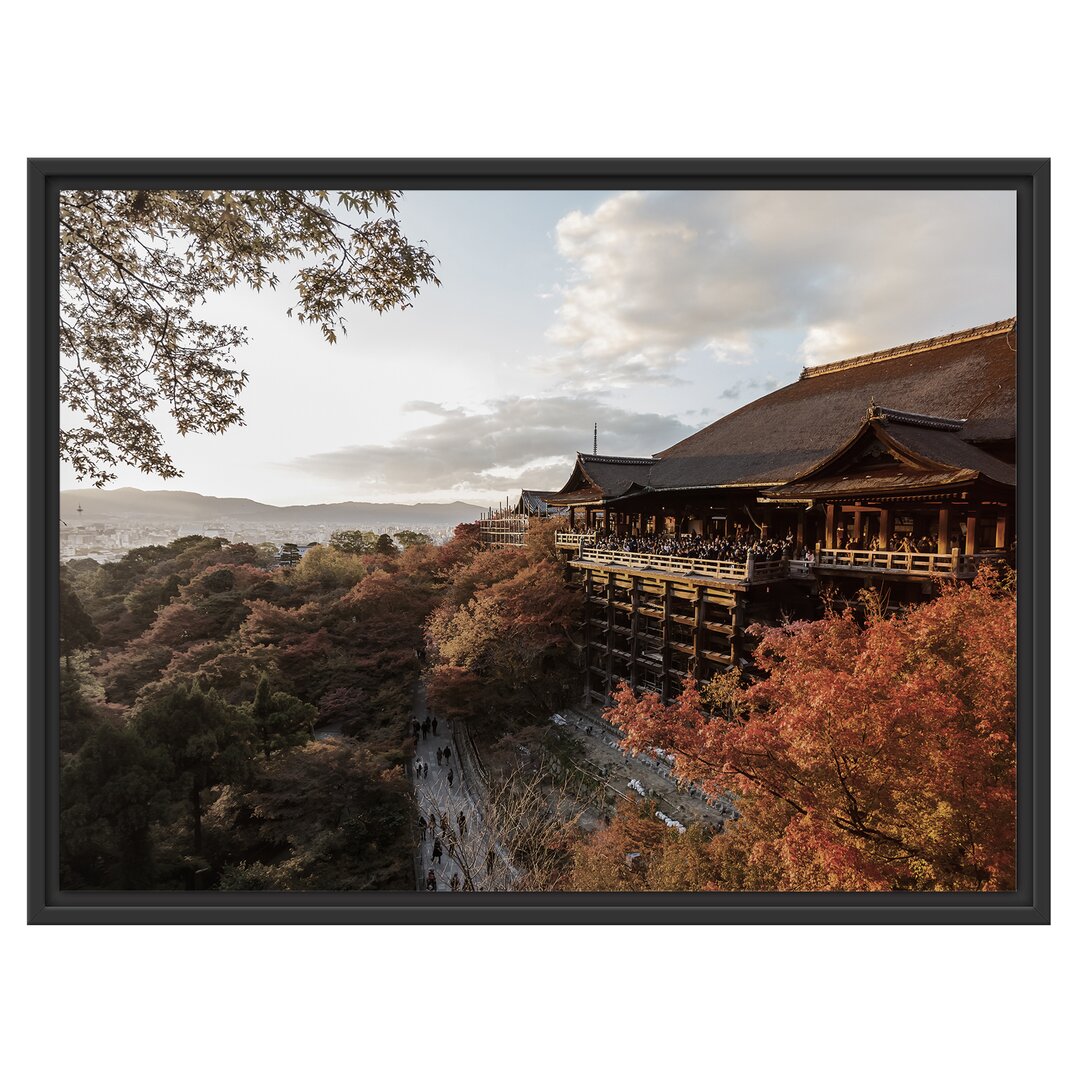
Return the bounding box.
[571,543,1005,584]
[814,548,1001,577]
[571,545,788,583]
[555,531,596,549]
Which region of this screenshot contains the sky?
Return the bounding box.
[60,188,1017,507]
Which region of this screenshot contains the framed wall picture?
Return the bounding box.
[27,158,1049,923]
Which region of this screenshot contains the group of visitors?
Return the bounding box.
[411,712,440,741]
[586,529,796,564]
[572,526,974,561]
[413,707,500,893]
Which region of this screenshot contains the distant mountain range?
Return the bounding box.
[60,488,486,527]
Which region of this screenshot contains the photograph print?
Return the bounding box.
[40,166,1043,915]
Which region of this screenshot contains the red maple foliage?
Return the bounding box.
[603,568,1016,891]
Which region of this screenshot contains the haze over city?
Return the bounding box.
[60,188,1016,508]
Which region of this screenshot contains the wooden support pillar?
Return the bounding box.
[996,511,1007,549]
[965,511,978,556]
[605,572,615,696]
[853,508,863,546]
[933,507,950,557]
[661,580,673,704]
[879,507,891,546]
[568,505,576,530]
[603,506,610,533]
[796,508,806,547]
[629,575,640,689]
[583,568,593,700]
[937,507,951,556]
[694,585,705,680]
[825,503,836,549]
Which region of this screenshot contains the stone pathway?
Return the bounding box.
[409,683,510,892]
[554,704,735,831]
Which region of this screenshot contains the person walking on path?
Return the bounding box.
[436,748,444,767]
[440,812,449,836]
[432,717,439,736]
[448,769,454,789]
[432,838,442,864]
[426,869,437,891]
[458,811,467,837]
[486,848,496,876]
[422,762,428,779]
[428,812,437,835]
[412,719,421,740]
[444,744,452,762]
[448,833,457,860]
[450,873,460,892]
[418,814,428,840]
[421,718,431,739]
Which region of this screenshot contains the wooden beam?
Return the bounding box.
[965,511,978,556]
[996,512,1007,549]
[879,507,891,546]
[825,503,836,548]
[937,506,951,556]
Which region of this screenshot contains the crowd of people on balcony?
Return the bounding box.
[577,528,796,564]
[559,519,1005,563]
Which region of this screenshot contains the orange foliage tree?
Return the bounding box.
[425,518,582,736]
[599,568,1016,892]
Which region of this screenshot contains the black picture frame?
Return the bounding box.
[28,158,1050,924]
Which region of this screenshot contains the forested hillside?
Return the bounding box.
[60,531,465,889]
[59,521,584,891]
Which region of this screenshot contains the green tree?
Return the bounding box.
[60,189,440,485]
[329,529,379,555]
[60,723,167,888]
[374,533,397,556]
[59,573,100,668]
[393,530,431,549]
[250,675,316,759]
[135,683,252,854]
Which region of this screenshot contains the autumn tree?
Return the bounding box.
[425,552,583,737]
[567,802,726,893]
[601,568,1016,891]
[61,189,440,485]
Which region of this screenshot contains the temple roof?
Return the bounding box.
[766,406,1015,500]
[546,319,1016,501]
[515,489,562,515]
[546,453,656,506]
[648,319,1016,490]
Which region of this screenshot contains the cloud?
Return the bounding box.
[544,189,1015,382]
[289,395,696,497]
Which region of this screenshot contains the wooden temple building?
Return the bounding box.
[487,319,1018,705]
